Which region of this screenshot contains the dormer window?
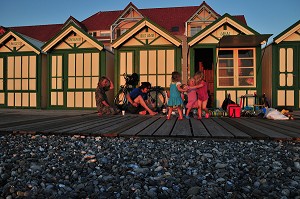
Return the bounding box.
[171,26,179,32]
[89,32,97,37]
[190,26,202,36]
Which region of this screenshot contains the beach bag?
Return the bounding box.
[227,104,241,118]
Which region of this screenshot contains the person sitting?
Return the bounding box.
[95,76,119,117]
[126,82,158,116]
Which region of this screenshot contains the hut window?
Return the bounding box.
[217,48,255,88]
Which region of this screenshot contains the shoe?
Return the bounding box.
[185,115,190,119]
[197,116,202,120]
[205,113,210,118]
[178,117,183,120]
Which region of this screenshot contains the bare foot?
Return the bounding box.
[139,110,147,115]
[149,111,158,116]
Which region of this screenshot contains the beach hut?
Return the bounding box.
[42,20,114,109]
[262,19,300,110]
[188,13,271,108]
[112,18,182,90]
[0,29,45,108]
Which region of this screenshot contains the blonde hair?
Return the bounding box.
[187,77,195,86]
[194,71,204,85]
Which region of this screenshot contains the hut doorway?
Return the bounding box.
[194,48,214,108]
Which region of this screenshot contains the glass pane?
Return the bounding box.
[238,50,253,58]
[239,59,253,67]
[239,77,254,86]
[219,59,233,67]
[219,78,234,86]
[238,68,254,76]
[219,69,233,77]
[218,50,233,58]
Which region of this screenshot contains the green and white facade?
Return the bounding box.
[0,30,45,108]
[42,22,114,109]
[188,14,270,107]
[262,20,300,110]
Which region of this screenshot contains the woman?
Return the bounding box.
[95,76,119,116]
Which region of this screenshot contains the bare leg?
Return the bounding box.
[185,107,192,118]
[197,100,202,119]
[202,100,209,118]
[178,107,183,120]
[134,95,157,116]
[167,107,172,120]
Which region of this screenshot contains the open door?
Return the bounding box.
[195,48,214,108]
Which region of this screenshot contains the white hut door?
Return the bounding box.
[0,57,4,106]
[277,47,296,108]
[119,51,134,86]
[50,55,64,107]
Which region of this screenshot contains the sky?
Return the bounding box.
[0,0,299,42]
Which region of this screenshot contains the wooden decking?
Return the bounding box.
[0,109,299,140]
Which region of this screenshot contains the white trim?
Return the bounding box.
[0,32,40,54]
[188,17,255,46]
[42,26,103,52]
[274,24,300,44]
[112,20,181,48]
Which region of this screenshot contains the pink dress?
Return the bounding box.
[197,80,209,101]
[186,87,198,108]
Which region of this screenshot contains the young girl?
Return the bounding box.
[193,71,209,119]
[167,71,187,120]
[185,78,198,119]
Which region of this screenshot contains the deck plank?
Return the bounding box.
[171,119,192,137]
[121,116,160,136]
[153,117,176,136]
[44,116,118,133]
[245,118,300,139]
[221,118,268,139]
[137,118,166,136]
[190,118,210,137]
[212,118,251,139]
[201,119,234,138]
[231,118,291,139]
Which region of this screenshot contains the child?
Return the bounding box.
[185,78,198,119]
[167,71,187,120]
[193,71,209,119]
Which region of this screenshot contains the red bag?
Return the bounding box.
[227,104,241,118]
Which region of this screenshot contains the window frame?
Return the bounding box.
[217,48,256,88]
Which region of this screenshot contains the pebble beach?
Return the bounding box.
[1,134,300,199]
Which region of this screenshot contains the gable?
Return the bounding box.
[274,20,300,44]
[42,23,103,52]
[0,31,40,54]
[112,19,181,48]
[122,27,174,47]
[188,14,258,46]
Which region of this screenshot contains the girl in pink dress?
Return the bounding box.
[193,71,209,119]
[185,78,198,119]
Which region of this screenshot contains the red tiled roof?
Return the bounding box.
[10,24,63,42]
[233,15,247,25]
[6,2,247,42]
[82,10,122,30]
[82,3,246,36]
